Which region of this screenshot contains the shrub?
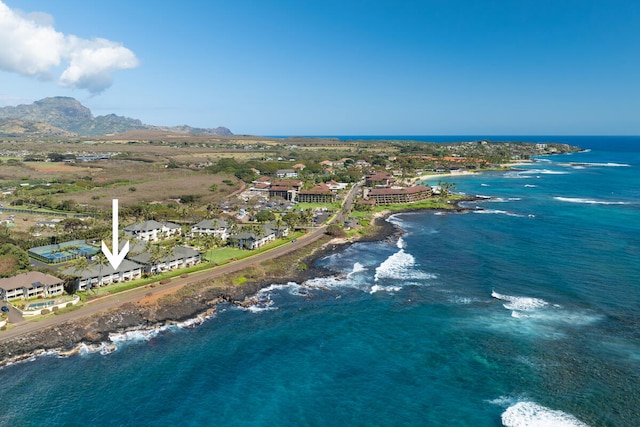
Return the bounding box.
[326,224,346,238]
[41,309,50,315]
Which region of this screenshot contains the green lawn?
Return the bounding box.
[204,231,306,264]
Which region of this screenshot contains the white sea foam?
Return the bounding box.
[374,249,414,281]
[397,236,406,249]
[566,162,631,168]
[474,209,526,217]
[386,213,405,227]
[481,183,490,187]
[348,262,366,276]
[507,168,568,178]
[451,296,477,304]
[109,327,168,344]
[554,196,629,205]
[501,401,591,427]
[369,284,403,294]
[491,290,600,326]
[524,184,537,188]
[492,290,548,311]
[373,250,436,282]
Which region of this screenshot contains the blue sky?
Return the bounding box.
[1,0,638,135]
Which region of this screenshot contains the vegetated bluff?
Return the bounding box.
[0,97,232,137]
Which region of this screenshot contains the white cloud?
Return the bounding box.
[0,1,139,93]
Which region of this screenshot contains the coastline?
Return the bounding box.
[0,197,477,367]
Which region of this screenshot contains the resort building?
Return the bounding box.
[252,176,271,186]
[124,220,181,242]
[326,180,348,191]
[63,260,144,291]
[268,180,302,201]
[191,219,230,241]
[365,172,394,187]
[129,246,201,275]
[228,226,277,250]
[296,183,337,203]
[275,169,298,178]
[0,272,64,301]
[366,185,432,204]
[249,182,270,196]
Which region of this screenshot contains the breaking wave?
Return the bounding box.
[348,262,366,276]
[501,401,591,427]
[373,249,436,282]
[369,284,403,294]
[492,290,548,311]
[474,209,527,218]
[554,196,630,205]
[565,162,630,168]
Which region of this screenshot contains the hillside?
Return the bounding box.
[0,97,232,137]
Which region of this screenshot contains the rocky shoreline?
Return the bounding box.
[0,199,476,367]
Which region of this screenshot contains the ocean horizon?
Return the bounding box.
[1,136,639,426]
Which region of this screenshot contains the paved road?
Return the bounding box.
[0,182,360,344]
[0,225,329,343]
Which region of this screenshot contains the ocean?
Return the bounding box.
[1,136,639,426]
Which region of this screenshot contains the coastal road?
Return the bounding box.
[0,182,361,343]
[0,225,329,343]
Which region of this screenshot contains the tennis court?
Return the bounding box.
[28,240,100,264]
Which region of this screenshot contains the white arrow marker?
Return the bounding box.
[102,199,129,270]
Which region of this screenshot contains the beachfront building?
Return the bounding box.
[275,169,298,178]
[228,227,277,250]
[191,219,230,241]
[366,185,432,204]
[296,183,337,203]
[124,220,181,242]
[129,246,201,275]
[0,272,64,301]
[63,260,144,292]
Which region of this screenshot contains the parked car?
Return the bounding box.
[1,306,9,313]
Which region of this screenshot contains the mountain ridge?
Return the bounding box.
[0,97,232,137]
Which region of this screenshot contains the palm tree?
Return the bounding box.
[93,253,109,291]
[149,244,166,274]
[69,256,90,293]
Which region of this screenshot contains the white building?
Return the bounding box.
[124,220,181,242]
[0,272,64,300]
[191,219,230,241]
[64,260,144,291]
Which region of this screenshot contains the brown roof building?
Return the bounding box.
[296,184,337,203]
[367,185,432,204]
[0,271,64,300]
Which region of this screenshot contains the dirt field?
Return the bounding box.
[25,162,99,174]
[63,163,241,209]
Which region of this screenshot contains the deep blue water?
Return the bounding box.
[1,136,639,426]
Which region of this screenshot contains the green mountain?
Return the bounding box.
[0,97,232,137]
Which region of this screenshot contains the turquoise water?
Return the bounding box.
[1,137,639,426]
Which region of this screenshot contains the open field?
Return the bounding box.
[25,162,98,174]
[62,164,241,209]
